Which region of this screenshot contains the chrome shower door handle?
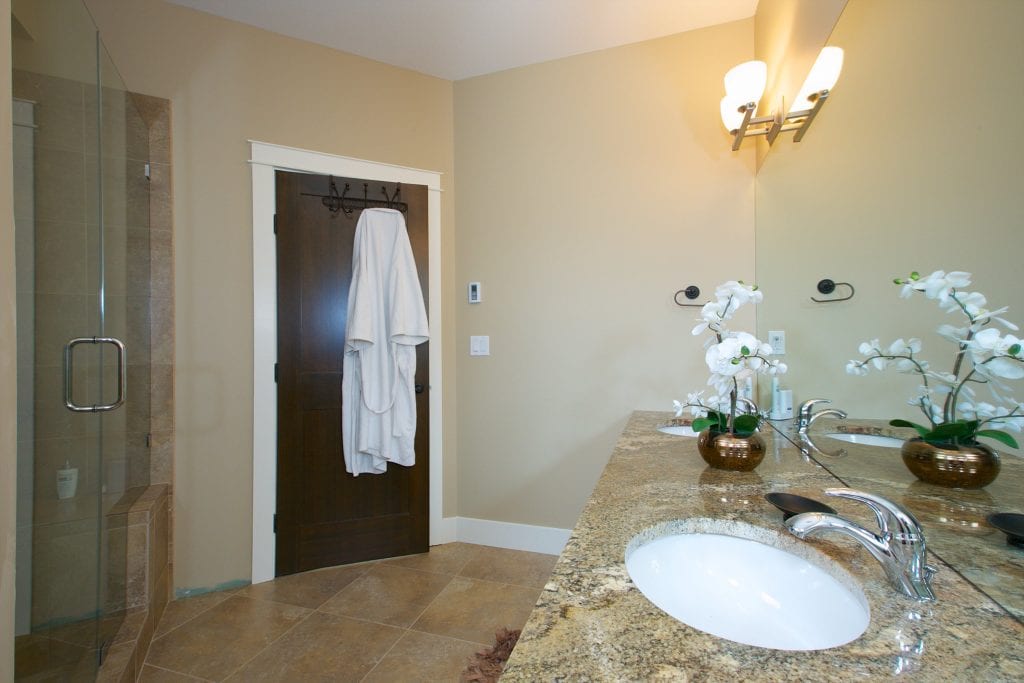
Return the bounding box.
[63,336,127,412]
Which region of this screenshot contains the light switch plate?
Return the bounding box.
[768,330,786,355]
[470,335,490,356]
[468,282,482,303]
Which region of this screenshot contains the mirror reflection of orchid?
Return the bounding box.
[674,281,788,436]
[847,270,1024,448]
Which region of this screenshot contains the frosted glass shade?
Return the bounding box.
[790,47,844,113]
[723,60,767,105]
[720,97,747,132]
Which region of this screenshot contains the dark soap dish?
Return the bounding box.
[765,492,837,521]
[987,513,1024,548]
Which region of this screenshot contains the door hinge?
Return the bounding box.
[144,162,151,180]
[273,214,278,235]
[274,363,279,383]
[273,514,278,534]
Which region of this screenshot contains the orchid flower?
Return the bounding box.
[849,270,1024,448]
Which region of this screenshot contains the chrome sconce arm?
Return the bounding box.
[728,90,830,151]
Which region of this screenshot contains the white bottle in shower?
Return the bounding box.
[56,460,78,500]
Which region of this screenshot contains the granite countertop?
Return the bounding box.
[501,411,1024,681]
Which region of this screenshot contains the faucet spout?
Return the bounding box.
[787,512,895,571]
[785,489,936,602]
[795,398,848,434]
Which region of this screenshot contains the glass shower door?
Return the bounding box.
[13,0,152,678]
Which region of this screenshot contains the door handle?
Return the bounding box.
[63,337,127,412]
[415,384,425,394]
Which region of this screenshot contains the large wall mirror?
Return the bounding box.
[755,0,1024,428]
[752,0,1024,622]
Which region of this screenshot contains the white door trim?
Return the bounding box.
[248,140,444,584]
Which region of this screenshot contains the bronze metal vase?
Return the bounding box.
[901,438,1000,489]
[697,429,766,472]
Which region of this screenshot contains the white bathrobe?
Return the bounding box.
[342,209,429,476]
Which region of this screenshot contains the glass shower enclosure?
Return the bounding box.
[12,0,152,677]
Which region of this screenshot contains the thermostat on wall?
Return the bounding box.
[468,282,482,303]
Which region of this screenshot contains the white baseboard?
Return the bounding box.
[431,516,458,545]
[438,516,570,556]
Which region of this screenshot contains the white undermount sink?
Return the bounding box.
[626,524,870,651]
[657,424,698,437]
[825,432,904,448]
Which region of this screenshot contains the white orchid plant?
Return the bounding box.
[847,270,1024,449]
[674,281,788,437]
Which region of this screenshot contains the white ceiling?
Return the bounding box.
[166,0,759,81]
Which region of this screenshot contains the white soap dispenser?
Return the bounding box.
[56,460,78,500]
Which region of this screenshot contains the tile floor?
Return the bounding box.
[137,543,557,682]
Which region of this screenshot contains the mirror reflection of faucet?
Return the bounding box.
[796,398,848,434]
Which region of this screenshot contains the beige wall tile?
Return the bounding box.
[35,146,88,224]
[34,221,89,295]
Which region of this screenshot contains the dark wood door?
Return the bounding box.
[275,170,429,576]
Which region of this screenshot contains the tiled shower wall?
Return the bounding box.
[12,68,173,627]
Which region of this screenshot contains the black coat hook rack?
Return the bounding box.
[674,286,703,307]
[301,176,408,217]
[811,278,855,303]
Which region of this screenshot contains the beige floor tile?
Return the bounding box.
[138,663,209,681]
[153,590,235,639]
[383,541,481,575]
[235,563,370,609]
[144,595,311,680]
[95,642,135,683]
[224,611,403,682]
[459,546,558,589]
[319,564,453,627]
[362,630,485,683]
[14,633,90,680]
[411,577,541,644]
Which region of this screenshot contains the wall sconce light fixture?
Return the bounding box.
[721,47,843,151]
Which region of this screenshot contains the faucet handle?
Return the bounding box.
[824,488,925,540]
[797,398,831,417]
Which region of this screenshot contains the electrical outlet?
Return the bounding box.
[768,330,786,355]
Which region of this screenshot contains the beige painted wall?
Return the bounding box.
[1,0,16,676]
[83,0,456,591]
[756,0,1024,423]
[454,19,756,528]
[753,0,847,167]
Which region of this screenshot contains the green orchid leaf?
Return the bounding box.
[927,422,974,440]
[733,414,759,435]
[691,417,717,432]
[1010,343,1022,356]
[889,419,929,437]
[976,430,1020,449]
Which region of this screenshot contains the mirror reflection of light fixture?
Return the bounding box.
[721,47,843,151]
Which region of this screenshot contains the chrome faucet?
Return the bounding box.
[736,397,758,416]
[796,398,848,434]
[786,488,937,602]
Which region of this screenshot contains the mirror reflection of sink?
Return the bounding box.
[626,524,869,651]
[825,433,904,448]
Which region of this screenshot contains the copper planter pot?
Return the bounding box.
[901,438,1000,489]
[697,430,765,472]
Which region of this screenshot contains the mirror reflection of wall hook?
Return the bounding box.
[674,285,704,307]
[811,279,855,303]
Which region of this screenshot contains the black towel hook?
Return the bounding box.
[674,285,703,308]
[811,278,855,303]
